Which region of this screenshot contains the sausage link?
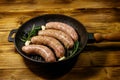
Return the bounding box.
[31,36,65,58]
[46,22,78,41]
[22,45,56,62]
[38,29,74,49]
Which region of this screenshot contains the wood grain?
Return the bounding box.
[0,0,120,80]
[0,8,119,31]
[0,0,119,12]
[105,67,120,80]
[0,67,107,80]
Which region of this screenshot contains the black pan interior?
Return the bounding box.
[14,14,88,63]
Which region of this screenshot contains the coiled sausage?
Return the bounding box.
[22,45,56,62]
[38,29,74,49]
[46,22,78,41]
[31,36,65,58]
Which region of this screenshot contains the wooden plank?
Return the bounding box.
[0,8,120,31]
[0,45,27,69]
[0,0,119,13]
[1,67,120,80]
[0,13,32,30]
[75,53,92,67]
[89,51,120,66]
[59,67,107,80]
[0,68,43,80]
[0,31,13,44]
[0,67,107,80]
[105,67,120,80]
[87,43,120,66]
[85,23,120,33]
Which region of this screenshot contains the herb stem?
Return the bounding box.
[21,24,41,42]
[70,41,80,57]
[27,24,35,40]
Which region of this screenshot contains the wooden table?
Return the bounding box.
[0,0,120,80]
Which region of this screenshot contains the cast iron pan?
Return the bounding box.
[8,14,120,64]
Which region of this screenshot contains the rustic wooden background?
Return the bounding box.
[0,0,120,80]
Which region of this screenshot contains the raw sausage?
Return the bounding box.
[22,45,56,62]
[31,36,65,58]
[38,29,74,48]
[46,22,78,41]
[38,29,74,49]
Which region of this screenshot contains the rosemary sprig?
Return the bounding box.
[70,41,80,57]
[21,24,41,42]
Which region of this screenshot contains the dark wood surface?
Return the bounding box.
[0,0,120,80]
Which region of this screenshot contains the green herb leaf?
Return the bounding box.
[70,41,80,57]
[20,24,42,42]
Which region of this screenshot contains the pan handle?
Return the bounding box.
[8,29,18,42]
[88,33,120,43]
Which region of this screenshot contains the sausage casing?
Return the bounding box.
[31,36,65,58]
[46,22,78,41]
[22,45,56,62]
[38,29,74,49]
